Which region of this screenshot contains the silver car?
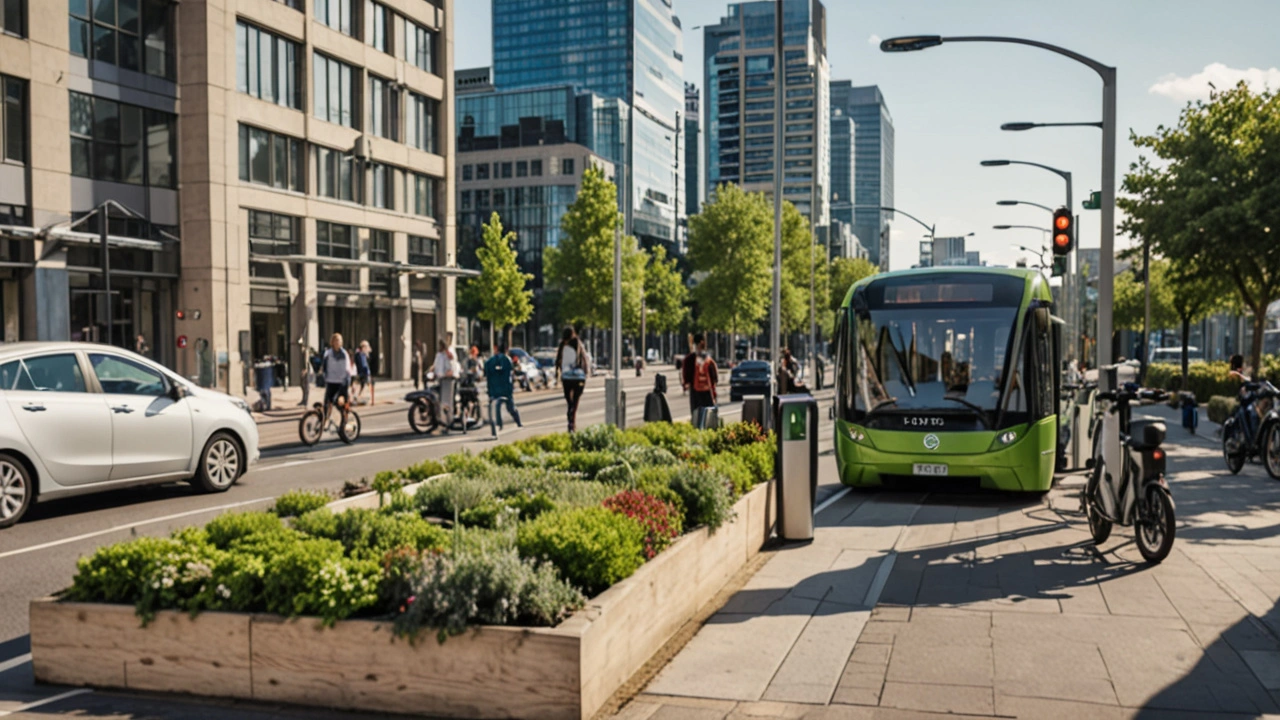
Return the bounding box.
[0,343,260,528]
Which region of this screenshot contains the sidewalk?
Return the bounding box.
[623,415,1280,719]
[248,380,417,424]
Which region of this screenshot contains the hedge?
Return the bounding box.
[1144,355,1280,401]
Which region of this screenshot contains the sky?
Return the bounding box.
[455,0,1280,271]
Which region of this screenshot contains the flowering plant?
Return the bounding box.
[603,490,683,559]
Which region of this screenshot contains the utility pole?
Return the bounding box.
[100,205,112,346]
[770,0,783,384]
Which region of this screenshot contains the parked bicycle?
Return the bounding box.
[405,370,482,435]
[298,398,361,445]
[1222,379,1280,479]
[1081,374,1175,564]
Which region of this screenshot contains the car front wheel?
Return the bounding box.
[0,454,32,529]
[193,432,241,493]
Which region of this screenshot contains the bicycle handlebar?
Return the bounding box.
[1097,387,1168,403]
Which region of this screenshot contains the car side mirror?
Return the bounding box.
[168,383,187,401]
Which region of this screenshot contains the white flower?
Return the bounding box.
[161,577,174,588]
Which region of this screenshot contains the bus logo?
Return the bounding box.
[923,434,940,450]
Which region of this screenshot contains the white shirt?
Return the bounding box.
[322,348,351,384]
[434,350,456,378]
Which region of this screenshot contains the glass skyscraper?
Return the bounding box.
[491,0,684,255]
[703,0,830,232]
[830,82,894,269]
[685,83,701,216]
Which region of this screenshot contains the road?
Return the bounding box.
[0,369,842,718]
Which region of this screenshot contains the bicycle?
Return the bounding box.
[1222,379,1280,478]
[298,398,361,445]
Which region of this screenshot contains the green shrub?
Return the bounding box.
[731,440,775,486]
[616,429,654,448]
[571,423,621,452]
[505,492,558,522]
[481,442,526,467]
[516,507,646,595]
[669,466,735,530]
[272,489,331,518]
[392,548,584,643]
[634,465,684,515]
[205,511,289,550]
[707,453,754,497]
[443,450,492,476]
[547,450,616,479]
[134,542,229,621]
[595,461,637,487]
[603,490,682,559]
[619,444,678,469]
[67,536,187,604]
[297,508,447,559]
[708,422,770,454]
[527,433,572,454]
[403,458,447,481]
[1207,395,1239,425]
[261,538,380,624]
[415,474,498,519]
[634,421,699,452]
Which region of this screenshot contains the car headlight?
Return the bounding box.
[231,397,253,416]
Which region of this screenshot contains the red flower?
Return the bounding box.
[603,490,682,560]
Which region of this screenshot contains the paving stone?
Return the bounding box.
[869,606,910,623]
[649,704,733,720]
[1240,650,1280,690]
[836,668,888,691]
[846,643,891,668]
[764,602,871,704]
[615,701,663,720]
[855,621,901,645]
[796,705,876,720]
[732,701,815,718]
[886,642,993,687]
[1097,572,1182,618]
[879,681,994,716]
[992,695,1127,720]
[1053,579,1111,616]
[829,686,881,707]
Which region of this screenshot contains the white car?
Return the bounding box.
[0,343,260,528]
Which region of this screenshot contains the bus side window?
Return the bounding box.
[1032,308,1054,419]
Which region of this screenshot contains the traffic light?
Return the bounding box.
[1052,256,1067,278]
[175,310,185,321]
[1052,207,1074,256]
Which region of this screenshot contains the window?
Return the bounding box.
[407,172,436,219]
[530,159,542,177]
[406,92,437,152]
[462,164,473,181]
[370,76,400,140]
[561,158,574,175]
[238,124,303,191]
[69,0,172,77]
[2,75,24,163]
[69,91,176,187]
[6,354,86,393]
[493,189,504,208]
[475,163,490,180]
[516,160,528,177]
[313,52,357,128]
[460,190,471,210]
[235,22,301,109]
[315,145,362,202]
[367,3,391,54]
[2,0,24,37]
[89,354,166,396]
[475,189,489,207]
[371,162,395,209]
[401,18,435,74]
[248,210,299,279]
[408,235,436,266]
[315,221,354,284]
[369,229,391,284]
[499,162,512,179]
[314,0,356,37]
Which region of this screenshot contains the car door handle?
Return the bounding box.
[111,405,134,414]
[21,404,46,412]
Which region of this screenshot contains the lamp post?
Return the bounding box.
[981,160,1071,213]
[993,225,1051,266]
[880,36,1114,377]
[770,0,784,384]
[1002,121,1102,131]
[996,199,1055,213]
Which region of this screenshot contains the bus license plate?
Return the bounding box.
[913,463,948,477]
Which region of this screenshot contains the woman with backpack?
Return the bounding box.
[554,327,590,432]
[688,334,718,419]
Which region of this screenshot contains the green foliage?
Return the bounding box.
[830,257,879,316]
[67,536,186,604]
[1207,395,1239,425]
[516,507,646,595]
[444,450,492,476]
[300,508,449,560]
[595,461,637,487]
[689,184,772,336]
[634,421,702,453]
[204,511,289,550]
[669,466,735,530]
[706,453,754,498]
[1113,259,1178,332]
[616,429,654,448]
[469,213,534,337]
[780,201,831,334]
[403,459,447,482]
[645,244,689,334]
[261,539,381,625]
[415,474,498,518]
[547,450,617,479]
[707,422,770,454]
[1143,361,1254,401]
[481,442,526,467]
[392,549,584,644]
[732,440,775,487]
[603,490,683,559]
[272,489,331,518]
[571,423,622,452]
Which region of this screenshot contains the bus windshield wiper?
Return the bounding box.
[862,399,899,422]
[942,396,992,429]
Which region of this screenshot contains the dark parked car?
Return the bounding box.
[729,360,772,402]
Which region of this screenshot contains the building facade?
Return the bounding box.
[830,82,892,269]
[684,82,701,217]
[491,0,684,258]
[0,0,462,393]
[703,0,830,234]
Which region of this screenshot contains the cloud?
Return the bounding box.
[1149,63,1280,101]
[868,34,882,47]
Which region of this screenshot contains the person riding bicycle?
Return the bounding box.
[321,333,353,427]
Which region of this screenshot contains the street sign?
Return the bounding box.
[177,335,188,349]
[1082,191,1101,210]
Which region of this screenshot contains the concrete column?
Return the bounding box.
[26,253,70,341]
[3,279,19,342]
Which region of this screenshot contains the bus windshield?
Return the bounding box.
[850,274,1028,430]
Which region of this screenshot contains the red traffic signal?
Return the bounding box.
[1052,207,1074,256]
[175,310,185,320]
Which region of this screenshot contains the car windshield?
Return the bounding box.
[850,274,1027,427]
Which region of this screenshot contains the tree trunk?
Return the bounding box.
[506,325,513,351]
[1180,316,1190,392]
[1250,303,1267,377]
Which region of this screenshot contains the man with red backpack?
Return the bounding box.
[681,333,718,418]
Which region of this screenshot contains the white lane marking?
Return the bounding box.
[814,486,852,515]
[862,551,897,608]
[0,653,30,674]
[0,688,93,716]
[0,497,270,560]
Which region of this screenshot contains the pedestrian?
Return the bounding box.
[298,339,314,407]
[815,353,826,391]
[134,333,150,358]
[411,340,425,390]
[688,335,719,419]
[484,343,523,431]
[353,340,372,405]
[320,333,353,427]
[465,345,483,385]
[554,326,589,432]
[680,332,703,416]
[434,338,459,426]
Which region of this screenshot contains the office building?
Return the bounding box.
[491,0,684,257]
[685,83,701,217]
[830,109,854,230]
[455,70,623,345]
[828,219,866,261]
[921,235,982,267]
[0,0,462,393]
[831,82,893,269]
[703,0,830,233]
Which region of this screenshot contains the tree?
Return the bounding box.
[687,184,772,342]
[1112,258,1176,333]
[1120,82,1280,373]
[779,202,830,337]
[470,212,533,348]
[644,244,689,335]
[829,257,879,322]
[1167,260,1227,389]
[545,165,644,332]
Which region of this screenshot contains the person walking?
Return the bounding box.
[484,343,523,431]
[554,327,589,432]
[320,333,353,427]
[352,340,372,405]
[688,336,719,421]
[411,340,425,390]
[464,345,483,385]
[680,332,703,416]
[134,333,150,358]
[434,338,459,427]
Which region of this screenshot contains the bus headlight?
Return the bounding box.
[998,430,1018,445]
[848,427,865,442]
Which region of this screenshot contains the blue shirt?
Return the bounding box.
[484,354,515,398]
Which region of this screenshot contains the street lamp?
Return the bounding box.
[981,160,1072,212]
[883,34,1117,378]
[1002,121,1102,131]
[996,199,1054,213]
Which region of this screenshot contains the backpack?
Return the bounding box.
[693,356,714,393]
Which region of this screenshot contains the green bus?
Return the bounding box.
[833,267,1061,492]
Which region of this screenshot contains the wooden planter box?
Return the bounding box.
[31,483,774,720]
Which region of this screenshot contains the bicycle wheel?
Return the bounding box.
[339,410,361,444]
[1136,486,1176,564]
[299,410,323,446]
[1223,421,1246,475]
[1263,423,1280,481]
[408,399,439,434]
[1084,433,1111,544]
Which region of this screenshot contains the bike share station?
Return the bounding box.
[775,394,818,542]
